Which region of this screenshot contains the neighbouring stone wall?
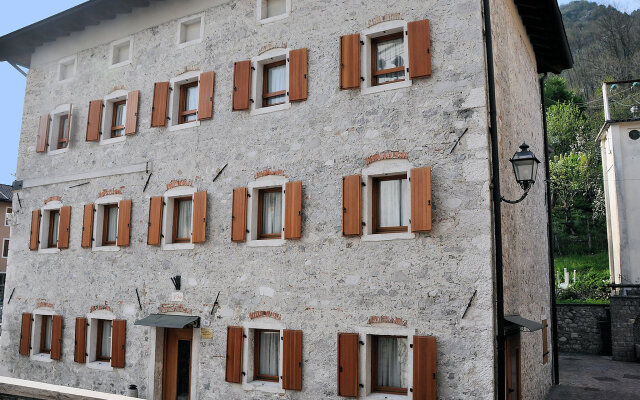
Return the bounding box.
[557,304,609,355]
[610,295,640,361]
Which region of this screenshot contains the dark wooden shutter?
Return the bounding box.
[289,48,308,102]
[147,196,164,246]
[111,319,126,368]
[231,188,248,242]
[542,319,549,364]
[232,60,251,111]
[192,191,207,243]
[50,315,63,361]
[57,206,71,249]
[74,317,87,363]
[339,34,361,90]
[342,175,362,236]
[225,326,244,383]
[284,181,302,240]
[19,313,32,356]
[81,204,94,248]
[413,336,437,400]
[408,19,432,79]
[30,210,41,250]
[117,200,132,247]
[337,332,359,397]
[36,115,49,153]
[198,71,215,120]
[86,100,103,142]
[125,90,140,135]
[151,82,170,127]
[411,167,432,232]
[283,329,303,390]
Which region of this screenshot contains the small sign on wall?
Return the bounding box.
[171,292,184,302]
[201,328,213,340]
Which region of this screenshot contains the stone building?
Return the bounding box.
[0,0,571,399]
[0,184,12,328]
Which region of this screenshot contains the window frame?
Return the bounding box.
[4,207,11,226]
[168,71,201,131]
[247,176,287,246]
[178,81,199,124]
[92,195,123,252]
[56,114,69,150]
[262,60,287,108]
[161,186,197,251]
[101,204,119,247]
[253,329,280,382]
[371,174,409,234]
[371,32,406,87]
[172,196,193,243]
[47,209,60,249]
[177,13,204,48]
[95,319,112,362]
[110,100,127,138]
[57,55,77,82]
[1,238,8,258]
[39,315,53,354]
[257,187,283,240]
[109,37,132,69]
[370,335,409,395]
[257,0,291,24]
[250,49,291,116]
[100,90,131,145]
[46,104,72,155]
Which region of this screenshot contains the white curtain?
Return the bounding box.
[50,212,60,244]
[259,331,279,376]
[266,64,286,105]
[377,337,408,388]
[376,37,404,83]
[177,200,192,239]
[378,179,409,227]
[113,103,127,136]
[43,316,52,351]
[262,191,282,235]
[101,320,112,358]
[106,207,118,242]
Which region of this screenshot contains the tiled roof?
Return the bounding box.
[0,184,12,202]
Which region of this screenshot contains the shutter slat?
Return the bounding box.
[50,315,63,361]
[151,82,170,127]
[225,326,244,383]
[284,181,302,240]
[111,319,126,368]
[232,60,251,111]
[117,200,132,247]
[30,210,41,251]
[413,336,437,400]
[337,333,359,397]
[231,188,248,242]
[147,196,164,246]
[81,204,94,248]
[339,34,361,90]
[192,191,207,243]
[408,19,432,79]
[57,206,71,249]
[289,48,308,102]
[125,90,140,135]
[283,329,303,390]
[19,313,32,356]
[410,167,432,232]
[342,175,362,236]
[36,115,49,153]
[198,71,215,120]
[86,100,103,142]
[74,317,87,363]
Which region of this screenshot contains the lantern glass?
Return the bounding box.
[509,143,540,190]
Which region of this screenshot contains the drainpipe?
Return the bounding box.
[539,73,560,384]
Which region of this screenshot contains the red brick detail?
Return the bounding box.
[166,179,193,190]
[367,13,403,28]
[249,311,282,320]
[98,188,123,198]
[254,169,286,179]
[90,304,113,313]
[44,196,62,204]
[366,151,409,165]
[259,42,287,55]
[368,316,408,327]
[36,302,54,309]
[159,304,193,314]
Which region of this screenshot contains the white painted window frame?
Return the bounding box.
[176,13,204,49]
[57,55,77,82]
[86,309,115,371]
[47,104,73,156]
[360,20,412,96]
[92,194,122,252]
[250,48,291,116]
[109,36,133,69]
[257,0,291,24]
[30,308,56,363]
[100,90,129,146]
[1,238,8,258]
[242,318,286,394]
[162,186,197,251]
[168,71,201,132]
[4,207,10,226]
[38,200,62,254]
[247,175,287,247]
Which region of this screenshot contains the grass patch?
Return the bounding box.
[554,252,609,274]
[557,298,610,305]
[554,251,610,303]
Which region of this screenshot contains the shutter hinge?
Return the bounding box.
[433,373,436,379]
[361,222,366,227]
[410,344,413,348]
[161,234,165,238]
[251,66,256,71]
[406,68,409,73]
[243,334,247,338]
[406,31,408,36]
[247,193,251,198]
[169,87,173,91]
[359,384,364,388]
[359,341,364,345]
[166,117,171,120]
[361,182,366,187]
[360,77,365,82]
[286,91,289,96]
[250,99,254,103]
[360,40,364,45]
[428,200,431,205]
[242,371,246,376]
[410,388,413,392]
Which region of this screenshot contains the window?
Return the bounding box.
[96,319,112,362]
[47,210,60,248]
[257,0,290,22]
[258,188,283,239]
[2,239,8,258]
[262,61,286,107]
[58,56,76,81]
[110,101,126,137]
[40,315,53,354]
[56,114,69,149]
[102,204,118,246]
[372,174,409,233]
[4,207,11,226]
[371,33,405,86]
[254,329,280,382]
[110,38,132,67]
[179,81,199,124]
[172,196,193,243]
[371,335,409,395]
[178,14,203,47]
[42,104,73,154]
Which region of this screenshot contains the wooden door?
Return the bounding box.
[163,328,193,400]
[505,333,521,400]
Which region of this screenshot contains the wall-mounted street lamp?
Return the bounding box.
[501,143,540,204]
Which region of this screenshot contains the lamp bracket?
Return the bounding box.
[500,187,530,205]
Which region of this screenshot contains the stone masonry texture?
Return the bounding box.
[610,296,640,361]
[556,304,609,355]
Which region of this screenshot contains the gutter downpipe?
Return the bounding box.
[539,73,560,385]
[481,0,505,399]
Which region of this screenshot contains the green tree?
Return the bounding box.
[550,152,590,226]
[545,76,583,109]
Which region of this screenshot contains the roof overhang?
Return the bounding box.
[504,315,543,332]
[134,314,200,329]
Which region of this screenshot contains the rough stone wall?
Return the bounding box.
[610,295,640,361]
[0,0,498,399]
[490,0,554,398]
[557,304,609,355]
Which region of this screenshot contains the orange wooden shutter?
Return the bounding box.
[19,313,32,356]
[147,196,164,246]
[111,319,126,368]
[192,191,207,243]
[411,167,432,232]
[198,71,215,120]
[117,200,132,247]
[81,204,94,248]
[289,48,308,102]
[36,114,49,153]
[151,81,170,127]
[337,333,359,397]
[30,210,41,250]
[50,315,63,361]
[74,317,87,363]
[339,34,361,90]
[225,326,244,383]
[413,336,437,400]
[86,100,103,142]
[408,19,432,79]
[284,181,302,240]
[57,206,71,249]
[283,329,303,390]
[232,60,251,111]
[342,175,362,236]
[231,187,248,242]
[125,90,140,135]
[542,319,549,364]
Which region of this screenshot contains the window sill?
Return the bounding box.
[162,242,195,251]
[361,79,412,96]
[258,13,289,25]
[366,392,407,400]
[99,136,126,146]
[38,248,60,254]
[243,380,284,394]
[247,239,285,247]
[92,245,121,252]
[30,353,53,363]
[47,147,69,156]
[108,60,132,70]
[168,120,200,132]
[177,38,203,50]
[361,232,415,242]
[251,102,291,116]
[87,361,113,371]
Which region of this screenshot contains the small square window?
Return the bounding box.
[258,188,282,240]
[40,315,53,354]
[254,329,280,381]
[371,33,405,86]
[262,61,287,108]
[172,196,193,243]
[179,82,199,124]
[112,40,131,66]
[47,210,60,248]
[179,16,202,45]
[372,174,409,233]
[2,239,8,258]
[110,100,127,138]
[102,204,119,246]
[96,319,112,362]
[58,57,76,81]
[4,207,11,226]
[258,0,290,21]
[371,335,408,395]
